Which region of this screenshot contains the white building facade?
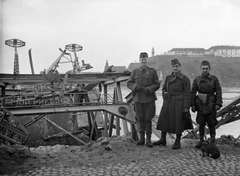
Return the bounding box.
[207,46,240,57]
[167,48,206,56]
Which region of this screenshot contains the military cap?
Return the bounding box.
[201,60,210,67]
[139,52,148,59]
[171,58,181,66]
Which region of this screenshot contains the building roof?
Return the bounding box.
[127,63,141,71]
[207,45,240,50]
[112,66,126,73]
[168,48,206,52]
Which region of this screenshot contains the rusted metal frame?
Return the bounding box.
[224,116,240,124]
[103,76,129,85]
[0,73,128,82]
[215,108,240,129]
[113,87,120,136]
[216,97,240,117]
[0,134,21,145]
[28,49,35,74]
[108,88,117,137]
[44,117,89,145]
[24,114,46,128]
[125,92,139,140]
[0,82,6,87]
[115,81,129,135]
[0,108,29,144]
[108,113,115,137]
[0,86,6,105]
[103,84,108,137]
[2,108,29,137]
[83,94,99,139]
[90,111,100,139]
[90,92,104,139]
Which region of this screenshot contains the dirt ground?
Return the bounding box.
[1,135,240,175]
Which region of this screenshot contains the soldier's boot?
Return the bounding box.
[172,134,181,149]
[196,136,204,148]
[145,120,153,147]
[137,121,145,145]
[137,132,145,145]
[153,131,167,146]
[146,135,153,147]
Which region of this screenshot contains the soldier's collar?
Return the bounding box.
[172,71,184,79]
[140,66,149,70]
[201,73,212,79]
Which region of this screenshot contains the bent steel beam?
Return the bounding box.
[7,104,136,124]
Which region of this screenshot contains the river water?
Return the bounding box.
[112,86,240,139]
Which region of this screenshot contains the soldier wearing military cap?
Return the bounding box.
[191,60,222,148]
[154,58,191,149]
[127,52,160,147]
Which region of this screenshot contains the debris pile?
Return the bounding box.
[0,143,33,174]
[216,135,240,147]
[0,144,32,164]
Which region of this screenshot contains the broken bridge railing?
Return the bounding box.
[0,90,136,145]
[183,96,240,138]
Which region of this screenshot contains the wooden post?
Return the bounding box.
[1,86,6,105]
[84,94,99,139]
[103,84,108,137]
[114,85,120,136]
[115,81,129,135]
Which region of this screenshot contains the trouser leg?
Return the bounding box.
[209,126,216,145]
[135,103,145,145]
[196,125,205,148]
[145,120,152,136]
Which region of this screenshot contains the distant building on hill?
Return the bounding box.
[104,60,126,72]
[167,45,240,57]
[206,45,240,57]
[167,48,206,56]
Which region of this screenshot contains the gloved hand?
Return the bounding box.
[183,108,189,112]
[143,88,151,95]
[191,106,196,113]
[215,105,221,111]
[136,85,144,92]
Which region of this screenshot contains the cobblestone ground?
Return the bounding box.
[2,143,240,176]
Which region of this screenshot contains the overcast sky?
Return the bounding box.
[1,0,240,74]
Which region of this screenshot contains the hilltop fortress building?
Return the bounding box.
[167,45,240,57]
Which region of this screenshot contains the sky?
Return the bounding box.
[1,0,240,74]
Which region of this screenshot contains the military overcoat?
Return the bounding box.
[156,71,191,134]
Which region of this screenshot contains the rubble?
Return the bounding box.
[1,135,240,175]
[215,134,240,146]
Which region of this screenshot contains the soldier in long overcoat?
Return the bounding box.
[153,58,191,149]
[127,52,160,147]
[191,60,222,148]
